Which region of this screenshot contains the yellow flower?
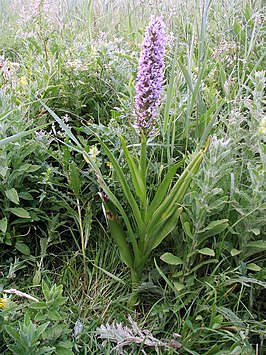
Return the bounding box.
[89,145,100,162]
[19,76,28,87]
[0,295,8,309]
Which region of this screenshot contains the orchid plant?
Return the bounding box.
[43,16,209,304]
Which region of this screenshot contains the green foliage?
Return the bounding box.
[0,0,265,354]
[1,281,73,354]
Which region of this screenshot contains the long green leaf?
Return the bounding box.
[145,206,183,253]
[101,194,133,268]
[83,150,141,263]
[146,150,203,234]
[85,128,145,234]
[147,158,184,220]
[0,125,47,147]
[163,41,178,135]
[41,102,82,149]
[120,136,146,203]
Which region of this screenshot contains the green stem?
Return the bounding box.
[139,134,147,251]
[128,266,143,308]
[77,198,87,289]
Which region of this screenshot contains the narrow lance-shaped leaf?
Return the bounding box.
[145,206,183,253]
[147,158,185,220]
[120,136,146,203]
[146,150,204,234]
[100,193,133,269]
[82,150,141,261]
[85,129,145,233]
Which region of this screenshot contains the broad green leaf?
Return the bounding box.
[69,161,81,197]
[19,192,34,200]
[8,207,30,218]
[231,249,242,256]
[29,302,47,310]
[33,270,41,286]
[35,322,50,339]
[0,217,7,233]
[160,252,183,265]
[15,242,30,255]
[5,188,20,205]
[56,341,74,355]
[198,248,215,257]
[198,219,229,241]
[247,263,261,272]
[17,164,41,173]
[4,326,20,342]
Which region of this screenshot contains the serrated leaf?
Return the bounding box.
[15,242,30,255]
[8,207,31,218]
[160,252,183,265]
[5,188,20,205]
[0,217,7,233]
[247,263,261,272]
[231,248,242,256]
[198,248,215,256]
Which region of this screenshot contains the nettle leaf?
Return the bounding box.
[198,248,215,257]
[0,217,7,233]
[8,207,31,218]
[5,188,20,205]
[160,252,183,265]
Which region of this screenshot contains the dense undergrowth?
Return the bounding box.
[0,0,265,354]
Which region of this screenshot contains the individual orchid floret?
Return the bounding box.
[133,15,165,137]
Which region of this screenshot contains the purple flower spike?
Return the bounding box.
[134,16,165,137]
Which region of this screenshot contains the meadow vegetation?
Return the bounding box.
[0,0,265,354]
